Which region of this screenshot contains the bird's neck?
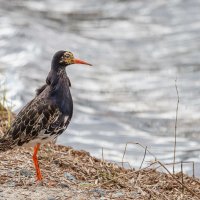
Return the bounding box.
[46,67,73,116]
[46,67,66,86]
[55,67,66,78]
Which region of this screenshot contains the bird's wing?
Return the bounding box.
[36,84,48,96]
[6,98,61,146]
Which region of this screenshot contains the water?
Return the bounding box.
[0,0,200,176]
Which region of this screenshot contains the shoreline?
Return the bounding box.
[1,105,200,199]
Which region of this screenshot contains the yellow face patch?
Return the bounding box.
[59,51,75,65]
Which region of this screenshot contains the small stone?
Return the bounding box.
[6,181,16,187]
[54,160,59,165]
[91,188,105,197]
[112,192,124,198]
[47,197,56,200]
[64,172,76,181]
[60,182,69,188]
[7,170,15,176]
[20,169,33,178]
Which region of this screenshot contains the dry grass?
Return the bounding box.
[1,104,200,199]
[0,144,200,199]
[0,86,15,134]
[0,103,14,135]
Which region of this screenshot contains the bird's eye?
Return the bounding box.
[65,54,70,59]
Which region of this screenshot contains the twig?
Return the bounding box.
[101,147,104,162]
[173,78,179,174]
[181,161,184,194]
[134,146,147,186]
[139,146,147,170]
[122,143,128,168]
[97,162,155,188]
[193,161,195,179]
[157,161,200,199]
[122,142,157,168]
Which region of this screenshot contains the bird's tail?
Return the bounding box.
[0,137,13,152]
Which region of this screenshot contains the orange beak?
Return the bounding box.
[74,58,92,66]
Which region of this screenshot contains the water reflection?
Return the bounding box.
[0,0,200,175]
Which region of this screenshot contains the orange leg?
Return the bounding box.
[32,143,43,181]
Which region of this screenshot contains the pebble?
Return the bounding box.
[112,192,124,198]
[60,182,69,188]
[90,188,105,197]
[7,170,15,177]
[47,197,56,200]
[6,181,16,187]
[64,172,76,181]
[20,169,33,178]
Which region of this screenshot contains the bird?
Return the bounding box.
[0,50,92,181]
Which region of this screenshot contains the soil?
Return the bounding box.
[1,104,200,200]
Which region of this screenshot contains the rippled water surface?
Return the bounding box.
[0,0,200,175]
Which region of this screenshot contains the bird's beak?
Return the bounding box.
[74,58,92,66]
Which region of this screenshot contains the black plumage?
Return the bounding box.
[0,50,92,180]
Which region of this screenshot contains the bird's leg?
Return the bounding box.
[32,143,43,181]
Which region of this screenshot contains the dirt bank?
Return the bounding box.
[0,104,200,199]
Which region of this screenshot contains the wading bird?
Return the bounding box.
[0,51,92,181]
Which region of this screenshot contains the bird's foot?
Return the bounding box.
[35,179,44,186]
[33,144,43,183]
[36,174,43,181]
[35,166,43,182]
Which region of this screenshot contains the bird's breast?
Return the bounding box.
[49,78,73,118]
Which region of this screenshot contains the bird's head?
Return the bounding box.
[51,50,92,70]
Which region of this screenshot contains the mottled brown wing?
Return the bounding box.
[6,98,59,146]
